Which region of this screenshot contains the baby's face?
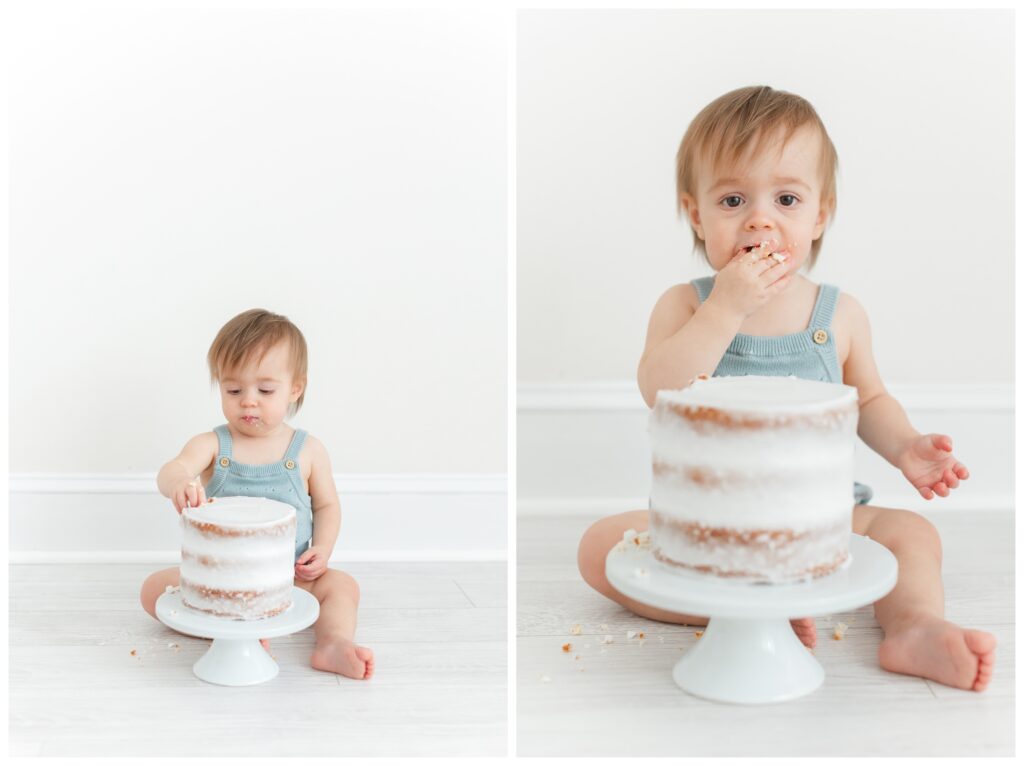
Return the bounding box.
[218,341,304,436]
[684,124,830,273]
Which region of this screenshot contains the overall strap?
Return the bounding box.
[691,276,715,303]
[284,429,308,462]
[808,284,840,329]
[214,424,234,458]
[205,425,235,496]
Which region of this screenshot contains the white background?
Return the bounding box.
[518,8,1013,385]
[517,9,1014,510]
[11,8,507,474]
[9,7,508,557]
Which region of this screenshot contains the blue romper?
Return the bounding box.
[204,424,315,562]
[692,275,872,506]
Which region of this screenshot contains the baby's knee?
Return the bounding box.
[867,507,942,558]
[577,511,648,591]
[322,568,360,601]
[139,567,180,618]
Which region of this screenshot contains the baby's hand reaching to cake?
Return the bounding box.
[296,546,328,581]
[897,433,970,500]
[171,479,207,514]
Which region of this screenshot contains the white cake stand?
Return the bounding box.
[156,587,320,686]
[606,533,897,704]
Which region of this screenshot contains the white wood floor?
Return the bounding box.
[10,561,506,757]
[517,511,1015,757]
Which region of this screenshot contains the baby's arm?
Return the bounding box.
[157,432,218,513]
[638,249,791,406]
[295,436,342,581]
[840,294,969,499]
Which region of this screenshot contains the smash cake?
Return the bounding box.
[648,375,858,584]
[180,496,296,619]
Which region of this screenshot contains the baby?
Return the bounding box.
[140,308,374,680]
[577,85,995,692]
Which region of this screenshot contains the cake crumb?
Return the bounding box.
[633,567,649,578]
[599,623,609,631]
[833,621,849,640]
[694,631,703,639]
[562,643,572,653]
[574,654,580,661]
[130,649,138,657]
[626,630,637,640]
[638,631,645,639]
[601,635,614,645]
[570,624,583,635]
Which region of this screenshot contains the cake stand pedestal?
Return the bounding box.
[156,587,320,686]
[606,533,897,704]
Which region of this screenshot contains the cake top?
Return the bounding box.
[655,375,857,414]
[183,495,296,527]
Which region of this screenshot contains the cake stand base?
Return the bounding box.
[156,587,320,686]
[606,533,897,705]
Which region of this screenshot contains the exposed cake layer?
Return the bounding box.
[648,376,859,583]
[650,513,850,583]
[180,496,296,620]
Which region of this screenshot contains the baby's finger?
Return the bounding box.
[919,486,934,500]
[943,468,960,489]
[933,482,949,497]
[954,463,970,480]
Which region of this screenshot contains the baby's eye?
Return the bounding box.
[259,390,274,395]
[721,195,743,208]
[778,194,799,207]
[227,390,240,395]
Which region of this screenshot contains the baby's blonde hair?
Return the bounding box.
[207,309,308,416]
[676,85,838,268]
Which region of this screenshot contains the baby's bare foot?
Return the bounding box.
[878,616,996,691]
[790,617,817,648]
[311,638,374,680]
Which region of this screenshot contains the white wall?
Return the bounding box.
[10,8,508,558]
[517,9,1014,511]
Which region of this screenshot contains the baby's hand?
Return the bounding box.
[897,434,970,500]
[295,546,329,581]
[707,239,792,320]
[171,479,207,514]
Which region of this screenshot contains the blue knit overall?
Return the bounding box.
[692,275,872,506]
[204,424,315,562]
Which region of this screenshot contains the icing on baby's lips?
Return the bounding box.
[737,239,788,261]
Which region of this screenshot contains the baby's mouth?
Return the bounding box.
[738,240,788,259]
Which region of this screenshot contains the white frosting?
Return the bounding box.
[656,374,857,413]
[649,376,859,582]
[180,496,296,619]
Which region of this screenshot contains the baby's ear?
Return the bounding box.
[291,378,306,401]
[678,192,703,235]
[814,194,835,236]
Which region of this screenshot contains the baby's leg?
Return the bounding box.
[577,511,817,646]
[854,505,996,691]
[139,567,180,619]
[296,568,374,680]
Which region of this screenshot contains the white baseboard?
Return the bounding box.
[517,493,1014,517]
[9,473,507,563]
[517,381,1014,513]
